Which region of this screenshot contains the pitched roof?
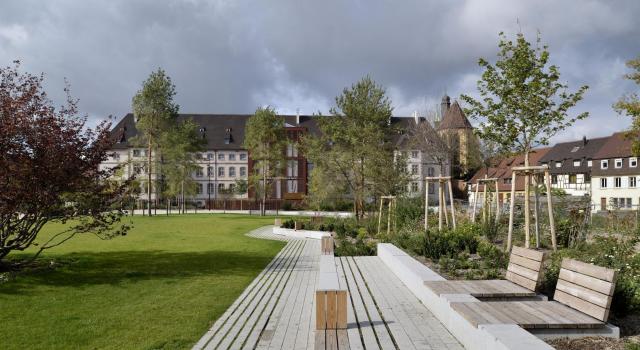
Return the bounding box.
[469,147,552,192]
[593,132,633,159]
[437,101,472,130]
[538,136,610,174]
[109,113,421,150]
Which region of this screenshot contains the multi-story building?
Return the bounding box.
[104,112,452,206]
[591,132,639,211]
[436,95,481,178]
[538,136,608,197]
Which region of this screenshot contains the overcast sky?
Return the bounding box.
[1,0,638,142]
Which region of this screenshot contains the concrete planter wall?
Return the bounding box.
[272,227,330,240]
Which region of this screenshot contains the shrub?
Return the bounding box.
[423,223,481,260]
[477,240,508,269]
[334,238,376,256]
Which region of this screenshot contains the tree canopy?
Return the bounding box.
[0,61,129,266]
[614,56,640,155]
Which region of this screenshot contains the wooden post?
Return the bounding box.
[494,179,500,223]
[533,174,541,249]
[507,171,517,252]
[524,172,531,248]
[387,200,392,235]
[438,182,443,231]
[377,198,383,235]
[545,169,557,251]
[471,182,480,222]
[482,175,488,223]
[424,180,429,231]
[441,181,449,227]
[448,179,456,229]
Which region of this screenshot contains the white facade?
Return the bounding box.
[591,174,640,211]
[400,149,449,201]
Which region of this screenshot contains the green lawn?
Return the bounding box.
[0,214,285,350]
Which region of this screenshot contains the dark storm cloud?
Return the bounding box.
[0,0,638,141]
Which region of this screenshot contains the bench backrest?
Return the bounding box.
[321,236,334,255]
[555,258,617,321]
[505,246,545,291]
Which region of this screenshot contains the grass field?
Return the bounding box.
[0,214,285,350]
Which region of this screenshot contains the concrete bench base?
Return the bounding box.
[529,323,620,340]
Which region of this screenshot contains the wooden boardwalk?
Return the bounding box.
[194,227,463,349]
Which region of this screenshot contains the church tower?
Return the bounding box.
[436,94,480,179]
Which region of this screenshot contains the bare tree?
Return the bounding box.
[408,110,453,176]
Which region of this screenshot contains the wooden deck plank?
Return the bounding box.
[345,257,396,349]
[336,258,363,350]
[339,257,379,350]
[425,279,536,298]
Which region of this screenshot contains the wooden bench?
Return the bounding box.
[321,236,334,255]
[425,246,545,298]
[450,258,618,329]
[316,255,348,330]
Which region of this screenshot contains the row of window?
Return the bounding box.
[198,183,237,194]
[600,177,637,188]
[197,152,247,161]
[551,174,591,185]
[408,164,435,176]
[408,182,437,194]
[601,158,637,169]
[196,166,247,178]
[401,150,420,159]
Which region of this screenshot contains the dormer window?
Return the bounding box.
[601,160,608,169]
[631,158,638,168]
[615,158,623,169]
[587,160,593,167]
[199,127,206,139]
[224,128,233,144]
[573,160,581,167]
[555,161,562,168]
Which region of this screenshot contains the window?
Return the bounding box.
[573,160,581,167]
[551,175,558,184]
[601,160,609,169]
[240,167,246,177]
[218,167,225,177]
[411,164,419,175]
[287,144,298,157]
[112,153,120,160]
[427,167,434,177]
[615,159,623,169]
[196,167,204,177]
[207,166,214,177]
[239,153,247,161]
[218,183,225,190]
[601,178,608,188]
[587,160,592,167]
[411,182,419,192]
[207,183,215,194]
[571,146,580,153]
[196,153,203,160]
[229,167,236,177]
[569,174,577,184]
[411,151,419,158]
[287,180,298,193]
[134,164,143,174]
[614,177,622,188]
[229,153,236,161]
[207,153,214,160]
[555,161,562,168]
[229,183,236,192]
[584,173,591,182]
[218,153,225,161]
[630,177,637,188]
[631,158,638,168]
[504,178,512,185]
[287,160,298,177]
[197,183,203,194]
[133,149,141,157]
[428,183,434,194]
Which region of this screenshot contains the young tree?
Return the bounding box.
[304,76,398,220]
[243,106,286,216]
[0,61,130,266]
[614,56,640,154]
[461,32,588,248]
[131,69,179,216]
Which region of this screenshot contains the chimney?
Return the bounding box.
[296,108,300,125]
[441,94,451,120]
[583,136,587,146]
[413,111,420,125]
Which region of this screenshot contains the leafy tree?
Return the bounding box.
[461,32,588,249]
[0,61,130,266]
[614,56,640,154]
[304,76,400,219]
[234,179,248,197]
[131,68,179,216]
[243,106,286,216]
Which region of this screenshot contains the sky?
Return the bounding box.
[0,0,638,143]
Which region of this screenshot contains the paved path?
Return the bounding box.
[193,226,463,349]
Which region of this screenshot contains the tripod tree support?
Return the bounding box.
[506,165,557,252]
[377,196,397,236]
[424,176,456,231]
[471,176,500,224]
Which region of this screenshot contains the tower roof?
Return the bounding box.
[436,101,472,130]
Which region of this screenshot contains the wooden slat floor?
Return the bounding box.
[193,226,463,350]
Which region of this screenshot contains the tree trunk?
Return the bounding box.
[262,165,267,216]
[147,139,152,217]
[524,152,531,248]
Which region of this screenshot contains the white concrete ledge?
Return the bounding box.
[272,227,330,240]
[377,243,555,350]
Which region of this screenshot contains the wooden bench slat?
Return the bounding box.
[562,259,617,282]
[511,246,544,261]
[558,269,615,296]
[509,254,543,271]
[554,289,609,322]
[505,271,537,291]
[507,263,539,282]
[556,280,612,309]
